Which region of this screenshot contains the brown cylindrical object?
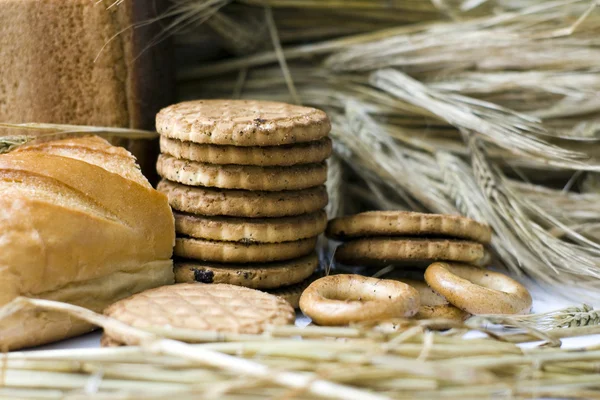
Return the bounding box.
[0,0,174,181]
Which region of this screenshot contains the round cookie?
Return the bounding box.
[326,211,492,244]
[174,210,327,243]
[160,136,332,166]
[103,283,295,344]
[175,236,318,263]
[174,253,318,289]
[157,154,326,191]
[156,99,330,146]
[157,180,328,218]
[267,276,315,308]
[335,238,487,267]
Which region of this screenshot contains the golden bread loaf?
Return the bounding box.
[0,0,174,180]
[0,136,175,350]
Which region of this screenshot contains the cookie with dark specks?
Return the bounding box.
[174,253,318,289]
[157,154,326,191]
[175,236,318,263]
[156,99,330,146]
[157,180,328,218]
[174,210,327,243]
[326,211,492,244]
[160,136,332,166]
[335,237,488,267]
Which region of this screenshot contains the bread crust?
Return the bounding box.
[0,0,174,181]
[0,136,175,350]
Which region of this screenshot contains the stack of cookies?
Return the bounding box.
[156,100,331,304]
[326,211,492,268]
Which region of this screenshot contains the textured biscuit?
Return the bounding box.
[326,211,492,244]
[335,238,487,267]
[156,100,330,146]
[157,154,326,191]
[157,180,328,218]
[174,210,327,243]
[160,136,332,166]
[104,283,295,344]
[267,276,315,308]
[174,253,318,289]
[175,236,318,263]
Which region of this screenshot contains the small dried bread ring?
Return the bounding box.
[425,263,532,315]
[397,279,469,322]
[299,274,420,326]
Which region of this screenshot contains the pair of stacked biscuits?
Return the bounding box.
[326,211,492,268]
[156,100,331,304]
[324,211,495,324]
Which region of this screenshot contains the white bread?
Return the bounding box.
[0,136,175,350]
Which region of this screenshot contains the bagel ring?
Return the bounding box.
[299,274,419,326]
[424,262,532,315]
[397,279,470,323]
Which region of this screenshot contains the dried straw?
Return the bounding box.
[3,298,600,399]
[474,304,600,330]
[170,0,600,293]
[0,123,158,154]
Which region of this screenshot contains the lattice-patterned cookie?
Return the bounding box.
[103,283,295,345]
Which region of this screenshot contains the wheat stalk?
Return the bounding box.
[2,297,385,400]
[0,123,158,154]
[370,69,596,169]
[0,137,30,154]
[4,298,600,398]
[468,135,600,284]
[473,305,600,331]
[342,100,457,214]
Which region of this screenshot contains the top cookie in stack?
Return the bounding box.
[156,100,331,292]
[326,211,492,267]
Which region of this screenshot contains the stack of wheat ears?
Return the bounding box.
[3,0,600,398]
